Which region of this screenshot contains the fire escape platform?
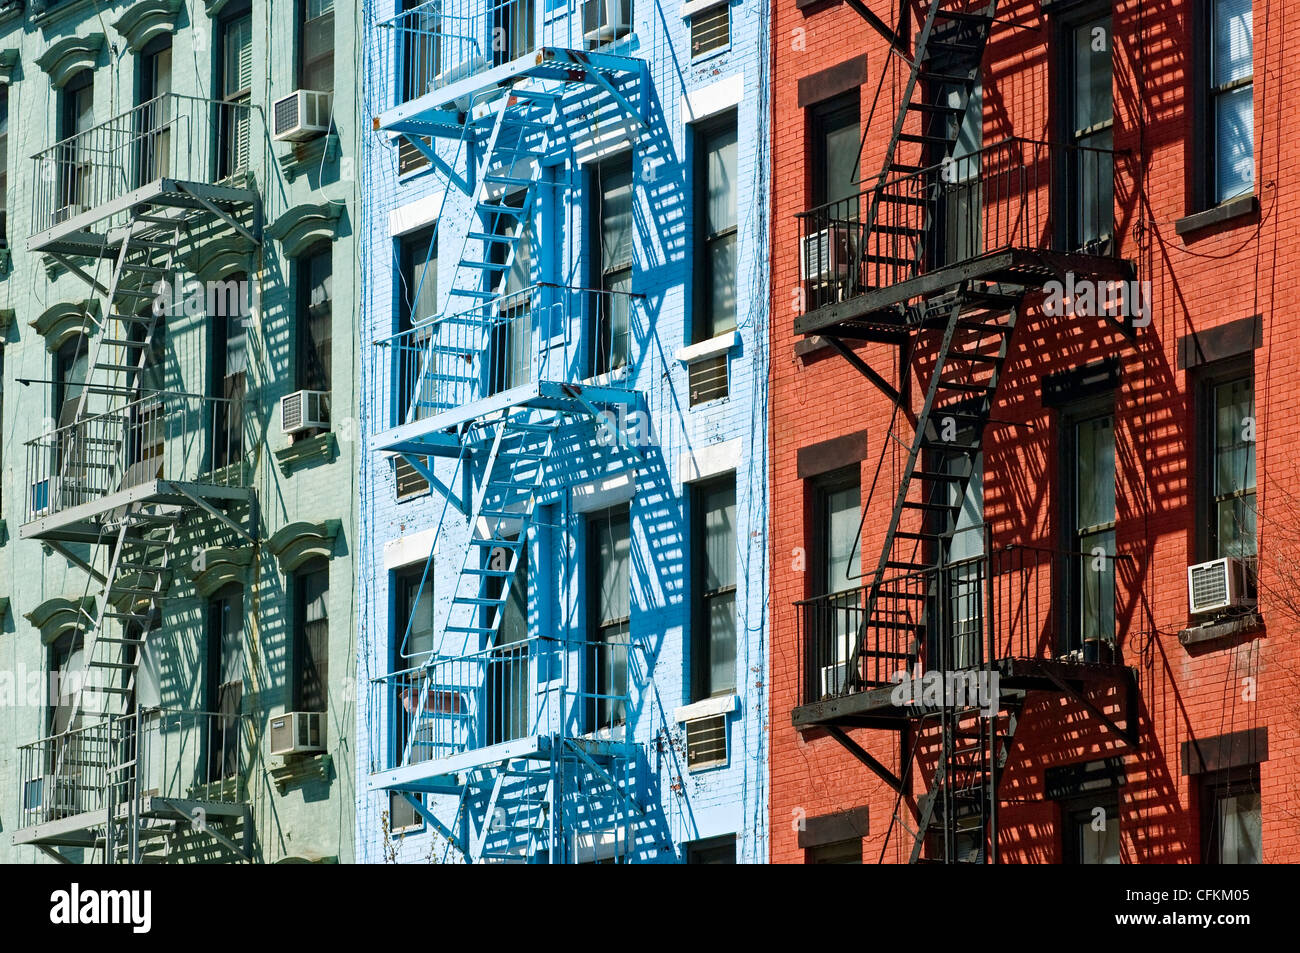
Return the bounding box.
[27,177,260,258]
[792,657,1134,731]
[375,378,640,456]
[371,733,638,794]
[11,796,247,849]
[20,479,254,545]
[794,248,1138,339]
[377,46,646,138]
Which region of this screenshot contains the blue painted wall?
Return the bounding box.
[356,0,769,862]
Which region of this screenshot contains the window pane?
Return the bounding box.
[595,510,631,623]
[1080,528,1116,642]
[223,15,253,97]
[1073,18,1113,133]
[1079,812,1121,864]
[824,483,860,594]
[1215,83,1254,202]
[822,117,859,207]
[1076,415,1115,531]
[1214,378,1255,496]
[1213,0,1253,87]
[599,161,633,272]
[403,232,437,325]
[707,590,736,695]
[401,574,434,659]
[1220,791,1262,864]
[705,231,737,338]
[703,483,736,591]
[1217,493,1257,558]
[704,123,737,236]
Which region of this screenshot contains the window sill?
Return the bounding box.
[681,0,728,17]
[675,329,738,364]
[1178,611,1263,649]
[673,692,738,723]
[1175,194,1258,238]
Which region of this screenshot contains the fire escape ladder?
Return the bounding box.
[849,291,1019,683]
[859,1,998,284]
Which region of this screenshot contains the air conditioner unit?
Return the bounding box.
[820,661,849,699]
[280,389,330,436]
[1188,557,1255,616]
[801,227,853,284]
[269,711,325,756]
[272,90,332,142]
[24,775,84,821]
[583,0,632,44]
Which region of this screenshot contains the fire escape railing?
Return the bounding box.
[376,0,635,115]
[796,137,1120,313]
[796,543,1131,706]
[24,393,247,523]
[371,636,629,775]
[29,94,258,235]
[17,709,248,831]
[371,284,638,432]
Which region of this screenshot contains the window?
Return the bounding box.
[300,0,335,92]
[489,198,533,395]
[690,4,729,58]
[590,154,633,376]
[491,0,535,66]
[136,36,172,186]
[123,315,166,486]
[1065,12,1114,248]
[808,469,859,696]
[807,838,863,864]
[212,281,247,469]
[487,539,529,745]
[1205,373,1256,559]
[693,113,737,342]
[809,93,860,210]
[685,833,736,863]
[688,354,728,406]
[389,792,423,832]
[396,0,434,171]
[218,9,253,178]
[297,242,333,398]
[583,0,631,50]
[58,70,94,217]
[935,434,983,670]
[48,629,85,737]
[691,478,736,701]
[0,83,8,246]
[395,567,435,663]
[587,507,630,731]
[1209,0,1254,204]
[938,82,982,265]
[1063,797,1121,864]
[1200,768,1261,864]
[397,228,437,426]
[207,584,243,779]
[294,559,329,713]
[806,94,860,310]
[53,333,89,426]
[1064,411,1116,657]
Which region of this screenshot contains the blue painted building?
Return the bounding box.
[356,0,769,862]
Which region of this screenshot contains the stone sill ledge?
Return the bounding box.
[1175,194,1258,238]
[1179,611,1263,648]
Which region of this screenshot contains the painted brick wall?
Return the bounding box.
[769,0,1299,864]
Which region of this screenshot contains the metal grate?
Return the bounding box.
[395,455,430,498]
[691,4,730,58]
[688,353,729,406]
[1189,561,1228,612]
[685,713,728,770]
[274,95,300,136]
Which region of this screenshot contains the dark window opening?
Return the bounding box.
[1200,766,1261,864]
[685,833,736,863]
[1062,795,1121,864]
[693,112,737,342]
[300,0,335,92]
[691,478,736,701]
[586,506,630,731]
[207,583,243,780]
[1062,409,1116,658]
[589,154,633,376]
[294,559,330,713]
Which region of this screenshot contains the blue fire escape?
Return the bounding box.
[367,0,650,862]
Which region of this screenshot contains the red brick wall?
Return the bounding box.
[769,0,1300,864]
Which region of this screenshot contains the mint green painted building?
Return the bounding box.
[0,0,358,862]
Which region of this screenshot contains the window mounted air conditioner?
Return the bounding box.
[583,0,632,44]
[269,711,325,756]
[800,227,853,284]
[819,661,849,699]
[272,90,332,142]
[1187,557,1255,616]
[280,389,330,436]
[24,775,84,821]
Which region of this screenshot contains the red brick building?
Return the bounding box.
[769,0,1298,863]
